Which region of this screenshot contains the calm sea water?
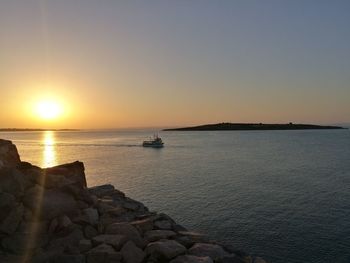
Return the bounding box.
[1,129,350,263]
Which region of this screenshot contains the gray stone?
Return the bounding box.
[105,222,146,248]
[0,168,25,197]
[86,243,122,263]
[51,254,86,263]
[170,255,214,263]
[48,228,84,251]
[0,254,24,263]
[79,239,92,252]
[254,257,267,263]
[0,191,16,209]
[84,225,98,239]
[175,231,210,248]
[220,254,249,263]
[121,241,145,263]
[122,198,146,212]
[88,184,115,197]
[146,239,186,261]
[24,187,78,220]
[1,232,45,254]
[92,234,127,250]
[154,219,173,230]
[96,201,117,214]
[83,208,99,225]
[0,203,24,234]
[44,161,87,188]
[144,230,177,242]
[0,139,21,168]
[188,243,229,261]
[131,217,154,234]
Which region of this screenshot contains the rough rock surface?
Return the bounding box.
[0,139,267,263]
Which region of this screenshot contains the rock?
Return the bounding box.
[79,239,92,252]
[31,247,65,263]
[220,254,249,263]
[154,219,173,230]
[77,200,90,209]
[44,161,87,188]
[84,225,98,239]
[49,215,73,234]
[121,241,145,263]
[92,234,127,250]
[86,243,122,263]
[1,231,45,254]
[131,217,154,234]
[83,208,99,225]
[145,240,186,261]
[51,254,86,263]
[105,222,146,248]
[188,243,229,261]
[0,254,23,263]
[0,139,21,168]
[23,207,33,221]
[144,230,177,242]
[0,203,24,234]
[0,191,16,209]
[104,206,127,217]
[0,168,25,197]
[96,200,117,214]
[24,187,78,220]
[170,255,214,263]
[254,257,266,263]
[122,198,146,212]
[175,232,210,248]
[88,184,115,197]
[48,228,84,251]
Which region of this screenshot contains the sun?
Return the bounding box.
[36,100,62,120]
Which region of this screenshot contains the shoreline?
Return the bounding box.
[0,139,267,263]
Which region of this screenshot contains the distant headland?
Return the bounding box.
[164,122,346,131]
[0,128,79,132]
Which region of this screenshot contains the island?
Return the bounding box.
[163,122,345,131]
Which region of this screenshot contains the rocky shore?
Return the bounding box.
[0,139,266,263]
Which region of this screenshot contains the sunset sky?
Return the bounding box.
[1,0,350,129]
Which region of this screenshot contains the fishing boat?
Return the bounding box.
[142,134,164,148]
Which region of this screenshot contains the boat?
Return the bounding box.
[143,134,164,148]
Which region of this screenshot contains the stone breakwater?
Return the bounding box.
[0,139,267,263]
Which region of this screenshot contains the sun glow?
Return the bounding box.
[36,100,62,120]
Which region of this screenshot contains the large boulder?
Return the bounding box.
[188,243,229,261]
[86,243,122,263]
[24,186,79,220]
[0,168,27,198]
[0,139,21,168]
[0,203,24,234]
[144,230,177,242]
[92,234,127,250]
[170,255,214,263]
[145,239,186,261]
[121,241,145,263]
[105,222,146,248]
[88,184,115,197]
[44,161,87,189]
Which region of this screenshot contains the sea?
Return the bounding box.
[1,129,350,263]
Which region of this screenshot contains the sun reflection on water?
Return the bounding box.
[42,131,57,167]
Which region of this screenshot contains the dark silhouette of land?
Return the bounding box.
[0,128,79,132]
[164,122,346,131]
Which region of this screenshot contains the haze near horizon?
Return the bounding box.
[1,1,350,129]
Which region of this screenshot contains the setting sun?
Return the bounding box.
[36,100,62,120]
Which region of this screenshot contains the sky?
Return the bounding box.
[1,0,350,129]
